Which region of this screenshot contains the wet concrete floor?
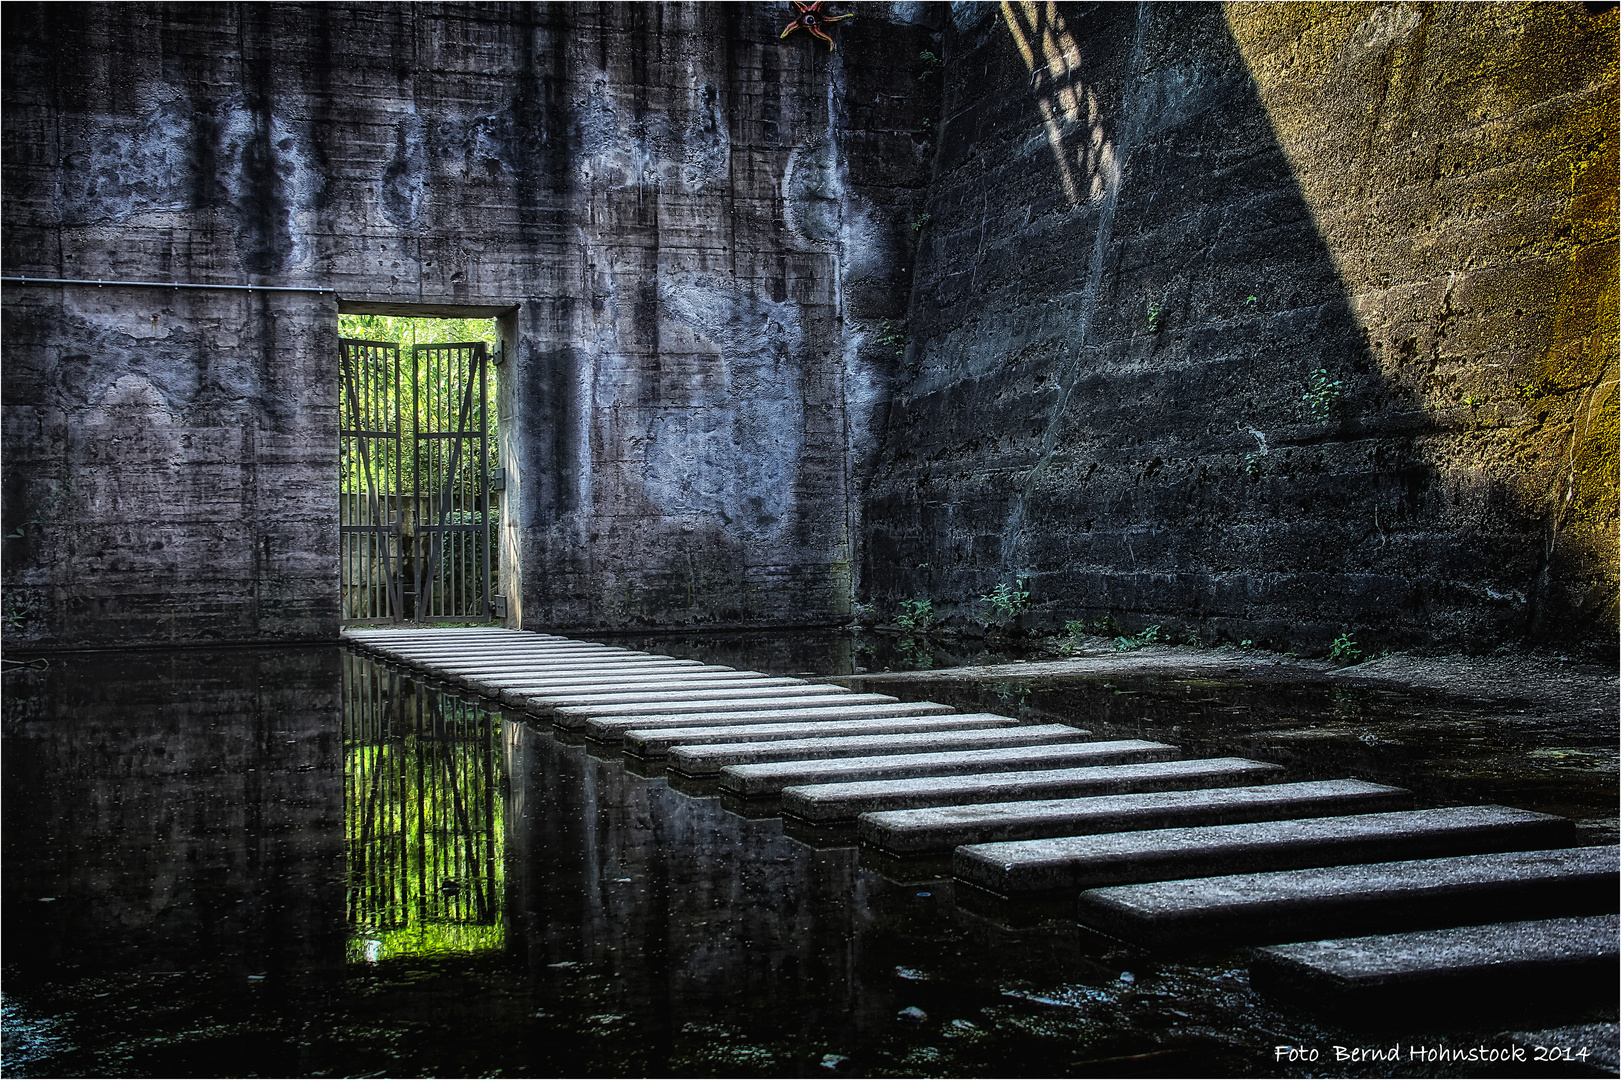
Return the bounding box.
[2,635,1615,1078]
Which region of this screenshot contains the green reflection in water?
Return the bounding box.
[343,654,505,963]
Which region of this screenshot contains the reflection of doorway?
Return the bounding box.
[338,316,500,625]
[342,652,504,963]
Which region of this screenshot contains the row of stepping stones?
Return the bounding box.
[343,627,1618,1025]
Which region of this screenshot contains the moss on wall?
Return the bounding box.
[1226,0,1619,637]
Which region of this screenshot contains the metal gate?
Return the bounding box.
[340,338,495,624]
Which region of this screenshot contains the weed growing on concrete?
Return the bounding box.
[1242,452,1264,478]
[1245,294,1258,309]
[1328,631,1363,664]
[918,50,943,81]
[1146,303,1164,333]
[910,213,932,233]
[1239,638,1254,649]
[895,597,934,632]
[876,320,908,359]
[980,579,1031,624]
[2,596,38,631]
[1302,368,1345,421]
[1113,624,1161,651]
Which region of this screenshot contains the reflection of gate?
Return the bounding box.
[343,652,504,962]
[339,339,495,624]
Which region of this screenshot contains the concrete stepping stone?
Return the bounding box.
[780,758,1283,822]
[1074,846,1620,948]
[857,779,1412,857]
[376,644,633,661]
[954,805,1578,897]
[622,712,1004,758]
[477,666,760,687]
[539,685,863,727]
[1250,915,1620,1019]
[580,701,935,742]
[720,739,1176,798]
[479,671,785,699]
[524,678,807,710]
[458,663,712,690]
[668,723,1091,777]
[461,666,731,693]
[434,651,693,668]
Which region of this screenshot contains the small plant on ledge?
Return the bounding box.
[1328,630,1363,665]
[980,579,1031,626]
[894,596,934,632]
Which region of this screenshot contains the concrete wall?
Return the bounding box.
[1,2,934,647]
[863,1,1617,653]
[4,1,1613,653]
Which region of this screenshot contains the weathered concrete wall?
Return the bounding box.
[863,1,1617,653]
[1,2,936,646]
[6,1,1612,652]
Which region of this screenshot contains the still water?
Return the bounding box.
[2,638,1614,1078]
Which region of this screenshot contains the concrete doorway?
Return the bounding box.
[338,313,502,625]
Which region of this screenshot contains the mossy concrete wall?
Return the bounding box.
[864,1,1616,653]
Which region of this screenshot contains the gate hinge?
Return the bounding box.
[490,468,506,491]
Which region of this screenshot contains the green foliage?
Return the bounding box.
[1328,631,1363,665]
[1303,367,1345,421]
[1146,303,1164,333]
[980,579,1031,624]
[1113,624,1161,651]
[1242,452,1264,478]
[338,314,501,445]
[910,212,932,233]
[3,596,39,631]
[877,320,908,359]
[918,50,943,80]
[1244,294,1258,309]
[895,596,934,631]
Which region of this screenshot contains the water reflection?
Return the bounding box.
[3,642,1611,1077]
[343,655,504,963]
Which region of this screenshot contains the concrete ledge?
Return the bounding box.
[780,758,1283,822]
[954,805,1579,896]
[1075,846,1620,948]
[723,740,1175,797]
[579,700,924,741]
[546,690,876,722]
[668,723,1088,777]
[539,685,861,727]
[857,779,1412,856]
[621,710,989,757]
[1250,915,1620,1021]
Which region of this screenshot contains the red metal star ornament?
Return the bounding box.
[780,2,853,51]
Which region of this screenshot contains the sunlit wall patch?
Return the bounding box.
[999,1,1118,207]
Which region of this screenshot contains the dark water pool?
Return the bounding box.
[2,639,1614,1078]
